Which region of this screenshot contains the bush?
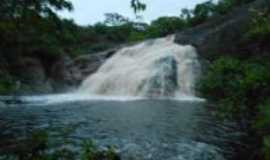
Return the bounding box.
[0,75,15,95]
[246,8,270,43]
[199,57,270,119]
[254,99,270,160]
[81,140,120,160]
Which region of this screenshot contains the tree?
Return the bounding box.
[0,0,73,20]
[190,1,216,25]
[0,0,75,60]
[104,13,130,26]
[146,16,187,38]
[131,0,146,13]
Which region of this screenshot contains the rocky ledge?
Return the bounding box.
[175,0,269,58]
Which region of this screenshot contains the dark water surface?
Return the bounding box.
[0,98,244,160]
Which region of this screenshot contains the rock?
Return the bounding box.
[66,48,119,84]
[49,54,75,91]
[45,49,118,92]
[0,96,23,105]
[175,0,269,58]
[11,57,53,94]
[140,56,178,97]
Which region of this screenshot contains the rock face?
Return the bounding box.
[140,56,178,97]
[63,48,118,85]
[175,0,269,58]
[44,48,119,93]
[10,57,53,94]
[0,48,118,95]
[49,54,74,91]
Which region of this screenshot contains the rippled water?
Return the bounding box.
[0,97,243,160]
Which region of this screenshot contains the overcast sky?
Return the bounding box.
[59,0,206,25]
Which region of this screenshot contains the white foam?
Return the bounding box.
[78,35,201,98]
[19,93,205,106]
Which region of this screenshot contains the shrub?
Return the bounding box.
[254,99,270,160]
[199,57,270,119]
[246,7,270,43]
[0,75,15,95]
[81,140,120,160]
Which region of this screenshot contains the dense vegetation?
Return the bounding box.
[199,5,270,160]
[0,0,259,61]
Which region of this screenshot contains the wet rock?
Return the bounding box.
[66,48,119,84]
[49,54,75,91]
[140,56,178,97]
[0,96,23,105]
[11,57,53,94]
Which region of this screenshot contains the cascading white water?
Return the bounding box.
[78,35,201,98]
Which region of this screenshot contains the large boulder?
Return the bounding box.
[66,48,118,84]
[10,57,53,94]
[42,48,118,92]
[139,56,178,97]
[49,54,75,91]
[175,0,269,58]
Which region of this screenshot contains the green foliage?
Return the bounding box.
[2,130,120,160]
[0,0,77,62]
[0,0,257,65]
[246,7,270,43]
[190,1,216,26]
[263,135,270,160]
[254,99,270,160]
[81,140,120,160]
[128,31,146,42]
[104,13,130,26]
[255,99,270,132]
[0,80,14,94]
[131,0,146,13]
[146,17,187,38]
[179,0,256,26]
[200,56,270,159]
[199,57,270,119]
[0,74,15,94]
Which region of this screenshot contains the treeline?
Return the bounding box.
[0,0,258,61]
[61,0,259,55]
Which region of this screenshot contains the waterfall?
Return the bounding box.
[78,35,201,98]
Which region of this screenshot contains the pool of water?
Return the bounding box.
[0,97,243,160]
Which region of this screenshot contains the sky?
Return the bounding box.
[59,0,206,26]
